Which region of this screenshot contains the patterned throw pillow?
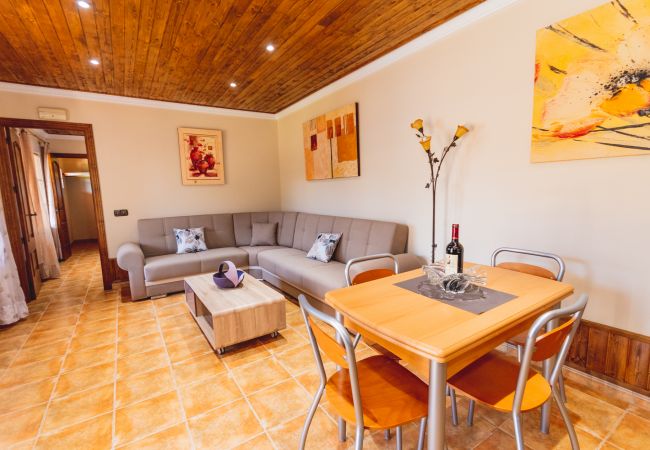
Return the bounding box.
[306,233,342,263]
[174,227,208,254]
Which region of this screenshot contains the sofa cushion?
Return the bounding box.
[173,227,208,253]
[292,213,408,264]
[233,212,297,247]
[144,253,202,282]
[198,247,248,273]
[144,247,248,282]
[239,246,286,266]
[306,232,342,263]
[139,214,236,257]
[300,263,348,300]
[251,222,278,246]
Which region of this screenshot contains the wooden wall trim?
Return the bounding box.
[50,153,87,159]
[109,258,129,285]
[568,319,649,396]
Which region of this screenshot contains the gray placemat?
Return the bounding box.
[394,275,517,314]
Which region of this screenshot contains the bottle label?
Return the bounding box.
[445,254,459,275]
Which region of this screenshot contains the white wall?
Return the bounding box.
[277,0,650,335]
[0,91,281,257]
[56,158,98,242]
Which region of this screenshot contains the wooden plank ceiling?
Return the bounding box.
[0,0,483,114]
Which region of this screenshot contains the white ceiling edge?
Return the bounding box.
[0,82,276,120]
[31,129,85,142]
[276,0,521,119]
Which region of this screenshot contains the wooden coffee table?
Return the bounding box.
[184,272,286,354]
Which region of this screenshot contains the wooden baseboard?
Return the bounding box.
[108,258,129,286]
[567,319,649,396]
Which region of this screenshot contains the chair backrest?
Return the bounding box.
[344,253,399,286]
[512,294,588,413]
[298,295,364,426]
[491,247,565,281]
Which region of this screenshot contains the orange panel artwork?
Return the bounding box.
[178,128,225,185]
[303,103,359,180]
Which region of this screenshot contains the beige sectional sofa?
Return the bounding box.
[116,211,422,305]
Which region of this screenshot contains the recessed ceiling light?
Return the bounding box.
[229,82,237,88]
[77,1,91,9]
[265,44,275,52]
[89,59,100,65]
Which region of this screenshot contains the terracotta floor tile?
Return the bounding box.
[248,378,311,429]
[119,311,156,326]
[294,361,336,395]
[188,398,263,449]
[628,396,650,418]
[470,428,522,450]
[500,408,602,450]
[0,357,63,389]
[63,343,115,372]
[155,303,189,319]
[39,308,81,323]
[607,412,650,450]
[81,301,118,313]
[231,356,291,395]
[35,413,112,450]
[24,327,75,348]
[43,383,114,433]
[32,316,79,333]
[114,390,184,446]
[158,313,196,331]
[153,296,186,310]
[0,322,37,339]
[274,343,315,375]
[75,318,116,336]
[54,361,115,397]
[117,422,192,450]
[232,433,276,450]
[560,385,625,438]
[116,366,175,408]
[0,350,17,370]
[117,332,164,357]
[221,340,271,369]
[9,438,37,450]
[117,347,170,379]
[172,352,226,385]
[117,319,158,340]
[77,308,117,323]
[11,340,69,367]
[259,328,308,354]
[166,335,212,363]
[69,328,117,352]
[0,335,28,354]
[162,324,203,345]
[0,404,47,447]
[267,408,340,450]
[0,378,55,415]
[180,372,242,418]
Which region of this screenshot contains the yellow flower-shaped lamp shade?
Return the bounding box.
[454,125,469,139]
[419,135,432,152]
[411,119,424,132]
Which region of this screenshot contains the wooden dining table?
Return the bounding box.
[324,264,574,450]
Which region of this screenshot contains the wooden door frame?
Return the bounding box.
[0,118,112,290]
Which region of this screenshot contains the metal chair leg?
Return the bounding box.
[449,388,459,426]
[299,383,325,450]
[553,388,579,449]
[338,417,346,442]
[516,344,523,362]
[467,399,475,426]
[395,426,402,450]
[354,423,364,450]
[384,429,391,440]
[417,418,426,450]
[512,411,525,450]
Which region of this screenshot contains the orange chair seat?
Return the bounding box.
[447,351,551,412]
[496,262,556,280]
[326,355,428,429]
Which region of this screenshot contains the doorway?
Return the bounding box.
[0,118,111,298]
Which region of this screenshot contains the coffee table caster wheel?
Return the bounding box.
[216,347,225,355]
[271,331,279,338]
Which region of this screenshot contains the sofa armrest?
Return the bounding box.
[394,253,426,272]
[116,242,147,300]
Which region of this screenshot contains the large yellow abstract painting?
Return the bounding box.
[531,0,650,163]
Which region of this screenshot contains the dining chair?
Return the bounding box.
[344,253,400,287]
[492,248,568,400]
[448,294,588,450]
[298,294,429,450]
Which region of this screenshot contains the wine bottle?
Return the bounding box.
[445,224,464,275]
